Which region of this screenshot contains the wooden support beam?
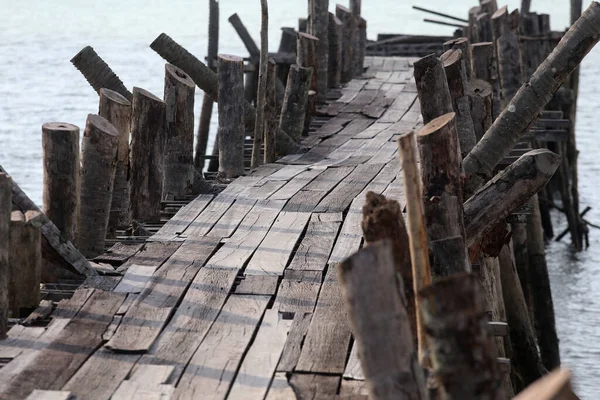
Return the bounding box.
[0,173,11,339]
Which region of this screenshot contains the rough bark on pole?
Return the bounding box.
[513,369,576,400]
[78,114,119,258]
[361,192,417,345]
[129,87,166,223]
[328,13,343,88]
[440,49,477,157]
[228,13,261,104]
[498,244,547,388]
[264,59,278,164]
[336,4,353,83]
[217,54,246,180]
[419,272,502,400]
[443,37,473,79]
[279,65,312,142]
[163,64,196,199]
[251,0,269,170]
[471,42,502,120]
[464,149,561,247]
[413,54,454,125]
[521,0,531,15]
[339,240,427,400]
[463,3,600,191]
[99,89,131,237]
[475,13,493,43]
[480,0,498,15]
[70,46,132,101]
[527,195,561,371]
[9,211,42,317]
[308,0,329,103]
[397,131,433,368]
[417,113,470,278]
[42,122,80,243]
[492,8,523,108]
[466,79,493,142]
[0,173,11,339]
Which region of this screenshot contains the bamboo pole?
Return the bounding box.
[397,131,432,367]
[251,0,269,170]
[0,173,11,339]
[264,58,278,164]
[308,0,329,103]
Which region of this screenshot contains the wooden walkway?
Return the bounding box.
[0,56,422,400]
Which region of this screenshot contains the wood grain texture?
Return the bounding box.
[276,312,313,373]
[284,166,354,212]
[25,391,72,400]
[149,195,213,241]
[287,213,342,272]
[206,198,257,239]
[113,264,159,294]
[289,373,341,399]
[273,270,323,314]
[235,275,279,296]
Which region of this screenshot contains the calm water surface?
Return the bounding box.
[1,0,598,396]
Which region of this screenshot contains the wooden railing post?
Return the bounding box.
[229,13,261,103]
[414,54,453,125]
[471,42,502,120]
[0,173,11,339]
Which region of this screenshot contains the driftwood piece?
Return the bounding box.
[279,65,312,142]
[265,59,278,164]
[466,79,493,141]
[328,13,343,88]
[413,54,453,125]
[336,4,353,83]
[419,272,502,400]
[251,0,269,170]
[308,0,329,102]
[70,46,132,101]
[417,113,470,277]
[217,54,245,180]
[339,240,427,400]
[463,2,600,189]
[78,114,119,258]
[464,149,561,246]
[397,131,433,367]
[41,122,80,243]
[99,89,131,236]
[0,173,11,338]
[163,64,195,198]
[129,87,166,223]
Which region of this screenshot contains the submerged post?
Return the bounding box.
[78,114,119,258]
[0,173,11,339]
[42,122,80,243]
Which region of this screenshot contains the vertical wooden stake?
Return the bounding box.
[413,54,453,125]
[42,122,80,243]
[308,0,329,103]
[397,131,432,368]
[251,0,269,170]
[228,13,261,104]
[349,0,362,76]
[0,173,11,339]
[336,4,353,83]
[279,65,312,142]
[328,13,343,88]
[79,114,120,258]
[466,79,493,142]
[443,37,473,79]
[471,42,502,120]
[264,59,278,164]
[297,32,319,95]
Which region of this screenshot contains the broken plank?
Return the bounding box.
[289,373,341,399]
[113,264,159,294]
[362,95,395,119]
[148,194,213,241]
[206,198,257,239]
[343,345,364,380]
[287,213,342,272]
[339,379,370,396]
[277,312,313,373]
[235,275,279,296]
[284,167,354,212]
[337,80,368,103]
[273,270,323,314]
[94,242,144,266]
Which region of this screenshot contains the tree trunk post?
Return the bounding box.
[228,13,261,104]
[492,8,523,108]
[264,58,278,164]
[297,32,319,93]
[444,37,473,79]
[511,218,532,320]
[471,42,502,120]
[419,273,502,400]
[129,87,166,224]
[78,114,119,258]
[42,122,80,243]
[357,17,367,76]
[70,46,132,101]
[0,173,11,339]
[308,0,329,103]
[397,131,433,368]
[99,89,131,237]
[304,90,316,137]
[336,4,353,83]
[350,0,362,76]
[466,79,493,142]
[339,240,427,400]
[251,0,270,170]
[328,13,343,88]
[217,54,246,180]
[413,54,454,125]
[417,113,470,277]
[279,64,312,142]
[276,27,297,84]
[162,64,196,199]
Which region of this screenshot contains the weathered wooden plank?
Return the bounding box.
[81,275,122,291]
[311,117,352,138]
[362,95,396,118]
[181,192,238,239]
[113,264,159,294]
[149,195,213,241]
[269,168,323,201]
[3,290,125,399]
[289,373,341,398]
[276,312,313,373]
[241,180,287,201]
[287,213,342,272]
[118,241,183,272]
[328,204,364,264]
[340,90,379,113]
[206,198,257,239]
[273,270,323,314]
[227,310,293,400]
[379,91,417,123]
[172,294,269,400]
[25,390,72,400]
[324,138,369,164]
[111,365,175,399]
[235,275,279,296]
[284,167,354,212]
[339,379,369,396]
[296,266,352,374]
[0,325,45,360]
[343,344,364,380]
[351,122,392,139]
[94,242,144,266]
[265,373,296,400]
[366,141,398,165]
[245,211,312,276]
[261,164,308,182]
[105,237,220,353]
[337,80,367,103]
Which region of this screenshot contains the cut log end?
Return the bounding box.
[467,79,493,97]
[133,87,164,103]
[417,112,456,137]
[85,114,119,138]
[414,53,438,70]
[42,122,79,133]
[69,45,94,64]
[492,5,509,20]
[525,149,562,176]
[165,64,195,88]
[99,89,130,106]
[298,32,320,42]
[219,54,245,63]
[513,369,573,400]
[441,48,462,66]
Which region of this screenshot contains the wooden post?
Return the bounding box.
[417,113,470,277]
[328,13,343,88]
[521,0,531,15]
[361,192,417,345]
[276,27,297,85]
[99,89,131,237]
[297,32,319,94]
[163,64,195,199]
[304,90,316,137]
[475,13,493,43]
[42,122,80,243]
[463,3,600,190]
[511,219,531,320]
[492,7,523,108]
[9,211,42,317]
[279,65,312,142]
[471,42,502,120]
[298,18,307,33]
[217,54,246,180]
[0,173,11,339]
[228,13,261,104]
[264,59,278,164]
[129,87,166,223]
[78,114,119,258]
[464,149,561,247]
[251,0,269,170]
[358,17,367,76]
[339,240,427,400]
[419,273,502,400]
[397,131,433,367]
[336,4,353,83]
[350,0,362,76]
[466,79,493,142]
[413,54,453,125]
[443,37,473,79]
[514,369,576,400]
[440,49,477,157]
[308,0,329,103]
[70,46,132,101]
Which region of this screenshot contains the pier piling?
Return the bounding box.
[0,173,11,339]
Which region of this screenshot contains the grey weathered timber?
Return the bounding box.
[336,4,353,83]
[229,13,261,103]
[339,240,427,399]
[444,37,473,79]
[350,0,362,76]
[492,7,523,107]
[265,59,278,164]
[251,0,270,170]
[25,390,72,400]
[297,32,319,97]
[41,122,80,243]
[357,17,367,75]
[206,198,256,239]
[78,114,119,258]
[9,211,42,316]
[419,273,502,400]
[129,87,166,223]
[150,194,213,242]
[113,264,159,294]
[195,96,214,171]
[273,270,322,314]
[0,174,10,339]
[467,79,493,141]
[328,13,343,88]
[417,113,470,277]
[217,54,246,180]
[94,242,144,266]
[99,89,131,236]
[475,12,493,43]
[266,373,297,400]
[287,213,342,272]
[276,312,313,373]
[308,0,329,103]
[470,42,502,120]
[279,65,312,143]
[70,46,132,101]
[289,374,341,399]
[234,275,279,296]
[413,54,453,125]
[284,166,354,212]
[163,64,196,198]
[464,149,561,246]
